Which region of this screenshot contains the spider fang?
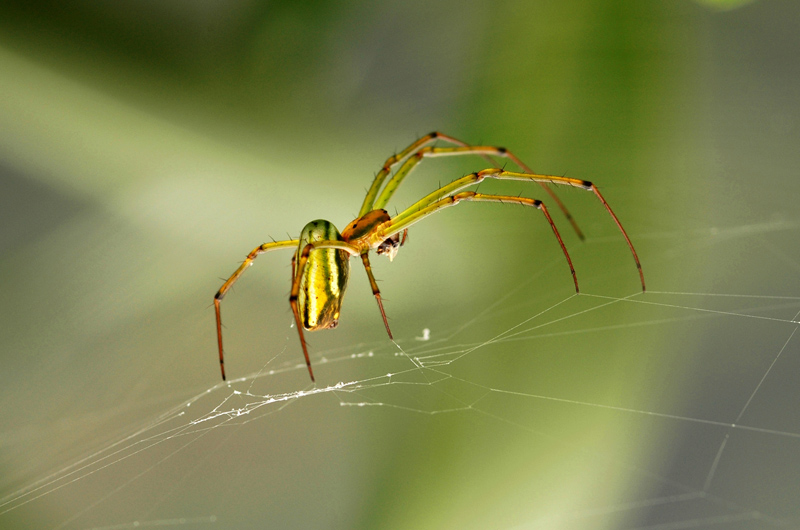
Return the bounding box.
[376,229,408,262]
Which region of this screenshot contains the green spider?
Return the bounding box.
[214,132,645,381]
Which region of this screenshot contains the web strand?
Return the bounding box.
[3,287,800,528]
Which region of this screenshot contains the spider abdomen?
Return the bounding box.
[295,220,351,331]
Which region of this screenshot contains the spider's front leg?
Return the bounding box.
[364,134,585,239]
[390,168,645,291]
[374,191,580,293]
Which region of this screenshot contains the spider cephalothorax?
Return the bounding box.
[214,132,644,382]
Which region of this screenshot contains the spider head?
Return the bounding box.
[376,229,408,262]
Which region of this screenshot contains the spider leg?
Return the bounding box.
[360,132,473,218]
[390,168,645,291]
[289,240,360,382]
[360,252,393,339]
[366,138,585,239]
[214,239,298,381]
[376,192,579,292]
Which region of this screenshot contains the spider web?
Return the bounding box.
[3,0,800,527]
[2,216,799,530]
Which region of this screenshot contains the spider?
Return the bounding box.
[214,132,645,382]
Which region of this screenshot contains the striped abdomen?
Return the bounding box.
[295,220,351,331]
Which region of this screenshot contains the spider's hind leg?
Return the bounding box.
[214,239,299,381]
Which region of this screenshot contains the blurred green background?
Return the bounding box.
[1,1,799,528]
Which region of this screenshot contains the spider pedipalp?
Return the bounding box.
[376,229,407,262]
